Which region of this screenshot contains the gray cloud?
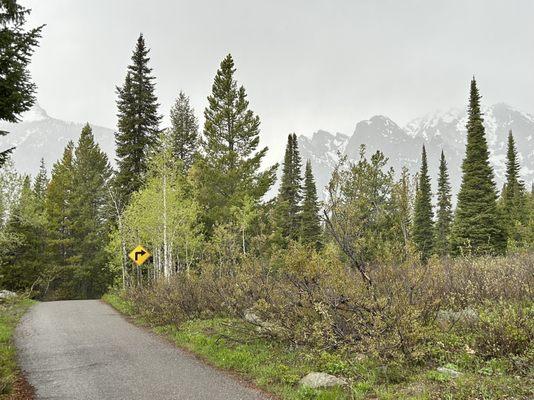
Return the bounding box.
[21,0,534,164]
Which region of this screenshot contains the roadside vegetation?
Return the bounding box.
[105,249,533,400]
[0,296,34,399]
[1,2,533,398]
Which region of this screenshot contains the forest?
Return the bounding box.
[1,2,533,399]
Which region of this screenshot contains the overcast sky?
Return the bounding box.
[21,0,534,164]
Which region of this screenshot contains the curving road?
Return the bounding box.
[15,300,268,400]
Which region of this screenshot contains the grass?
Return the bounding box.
[103,293,533,400]
[0,296,35,398]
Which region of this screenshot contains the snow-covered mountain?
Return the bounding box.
[1,103,533,201]
[300,103,534,199]
[0,104,116,176]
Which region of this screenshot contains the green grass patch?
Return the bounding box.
[0,296,35,398]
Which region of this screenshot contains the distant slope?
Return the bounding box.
[0,104,116,176]
[299,103,534,199]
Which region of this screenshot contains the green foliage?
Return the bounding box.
[452,78,505,255]
[169,91,199,170]
[115,34,161,202]
[434,151,453,257]
[412,145,434,261]
[0,175,47,291]
[0,0,43,167]
[300,160,322,249]
[275,133,303,243]
[325,146,411,272]
[500,131,528,247]
[0,296,34,396]
[193,54,277,233]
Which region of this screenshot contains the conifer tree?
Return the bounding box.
[300,160,322,248]
[33,158,48,212]
[452,78,505,255]
[501,130,527,243]
[434,151,453,256]
[412,145,434,261]
[0,0,42,167]
[196,54,277,232]
[115,34,161,201]
[46,142,75,266]
[275,134,303,241]
[169,91,199,170]
[69,124,113,297]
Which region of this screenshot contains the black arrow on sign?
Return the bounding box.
[135,249,146,261]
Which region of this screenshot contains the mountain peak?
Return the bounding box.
[21,103,50,123]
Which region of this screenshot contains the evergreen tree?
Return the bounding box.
[275,134,303,241]
[195,54,277,232]
[434,150,453,256]
[501,130,527,244]
[69,124,113,297]
[115,34,161,201]
[46,142,75,266]
[412,145,434,261]
[452,78,505,255]
[0,0,42,167]
[169,91,199,170]
[300,160,322,248]
[33,158,48,212]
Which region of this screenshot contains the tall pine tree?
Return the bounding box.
[115,34,161,201]
[434,150,453,256]
[46,142,75,267]
[169,91,199,170]
[33,158,48,212]
[452,78,505,255]
[70,124,113,297]
[275,133,303,241]
[0,0,42,167]
[501,130,527,244]
[300,160,322,248]
[412,145,434,261]
[195,54,277,232]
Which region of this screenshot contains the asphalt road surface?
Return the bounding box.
[15,300,269,400]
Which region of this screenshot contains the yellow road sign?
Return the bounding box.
[128,245,151,266]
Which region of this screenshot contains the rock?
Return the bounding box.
[244,310,262,325]
[437,367,462,378]
[0,290,17,300]
[436,308,478,328]
[299,372,347,389]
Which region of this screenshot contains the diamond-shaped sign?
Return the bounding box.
[128,245,151,266]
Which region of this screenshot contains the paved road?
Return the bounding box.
[15,300,268,400]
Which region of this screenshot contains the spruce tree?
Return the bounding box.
[452,78,505,255]
[115,34,161,201]
[0,0,42,167]
[196,54,277,232]
[169,91,199,170]
[275,134,303,241]
[69,124,113,297]
[501,130,527,243]
[33,158,48,212]
[434,150,453,256]
[301,160,322,248]
[412,145,434,261]
[46,142,75,266]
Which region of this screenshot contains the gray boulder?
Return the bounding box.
[0,290,17,300]
[299,372,347,389]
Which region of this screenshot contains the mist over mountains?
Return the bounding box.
[300,103,534,199]
[1,103,533,200]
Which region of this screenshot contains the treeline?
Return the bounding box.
[1,32,533,298]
